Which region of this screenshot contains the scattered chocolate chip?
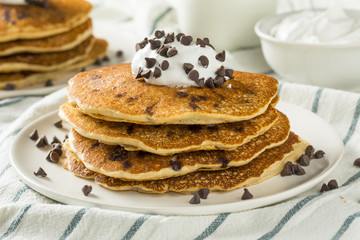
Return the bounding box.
[109,146,128,161]
[82,185,92,196]
[123,161,132,169]
[52,147,62,157]
[198,55,209,68]
[314,150,325,159]
[305,145,315,159]
[188,69,199,81]
[115,93,125,98]
[219,156,229,168]
[281,161,293,176]
[51,136,61,145]
[52,143,62,150]
[187,125,202,133]
[167,47,178,57]
[189,192,201,204]
[116,50,124,57]
[164,32,175,44]
[90,142,100,150]
[215,50,226,62]
[205,78,215,88]
[175,33,185,41]
[54,120,63,128]
[34,167,47,177]
[5,83,15,91]
[93,58,102,66]
[320,183,330,192]
[45,79,53,87]
[213,76,225,88]
[26,0,48,7]
[141,70,152,79]
[46,151,59,163]
[160,60,169,71]
[198,188,210,199]
[225,69,234,79]
[328,179,338,190]
[145,57,156,68]
[153,67,161,78]
[180,35,193,46]
[196,38,206,47]
[102,56,109,62]
[134,67,143,79]
[159,47,169,57]
[3,10,10,21]
[195,78,205,88]
[294,164,306,175]
[297,154,310,166]
[170,160,182,171]
[29,129,39,141]
[35,136,48,148]
[155,30,165,38]
[177,92,189,98]
[189,101,200,111]
[354,158,360,167]
[183,63,194,74]
[149,39,161,50]
[241,188,253,200]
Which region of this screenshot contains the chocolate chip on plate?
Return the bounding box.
[280,161,293,176]
[314,150,325,159]
[34,167,47,177]
[45,79,53,87]
[328,179,338,190]
[29,129,39,141]
[320,183,330,192]
[170,160,182,171]
[305,145,315,159]
[294,164,306,175]
[82,185,92,196]
[54,120,63,128]
[35,136,48,148]
[354,158,360,167]
[5,83,15,91]
[52,147,62,157]
[241,188,253,200]
[46,151,59,163]
[116,50,123,58]
[51,136,61,145]
[297,154,310,166]
[189,192,201,204]
[198,188,210,199]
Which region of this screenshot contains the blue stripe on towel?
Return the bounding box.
[59,208,88,240]
[331,211,360,240]
[122,215,151,240]
[150,7,173,34]
[0,97,25,108]
[12,186,30,203]
[342,171,360,187]
[0,163,11,178]
[0,204,32,240]
[311,88,323,113]
[194,213,230,240]
[343,97,360,145]
[0,128,22,147]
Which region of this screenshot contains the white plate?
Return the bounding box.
[10,101,343,215]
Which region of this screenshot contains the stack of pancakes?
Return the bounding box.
[60,63,309,194]
[0,0,108,90]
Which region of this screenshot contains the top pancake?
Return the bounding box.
[67,63,278,125]
[0,0,91,42]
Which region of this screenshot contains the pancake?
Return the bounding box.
[0,36,95,73]
[67,63,278,125]
[66,111,290,181]
[0,0,91,42]
[0,19,93,56]
[0,38,107,90]
[64,132,308,193]
[59,101,279,155]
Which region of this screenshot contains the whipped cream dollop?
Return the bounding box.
[131,31,234,88]
[271,4,360,44]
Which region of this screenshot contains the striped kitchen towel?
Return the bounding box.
[1,81,360,240]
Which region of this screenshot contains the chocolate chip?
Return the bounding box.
[195,78,205,88]
[164,32,175,44]
[127,97,138,103]
[170,160,182,171]
[219,156,229,168]
[281,162,293,176]
[134,67,143,78]
[203,38,210,44]
[198,95,207,101]
[215,66,226,77]
[93,58,102,66]
[205,78,215,88]
[189,101,200,111]
[109,146,128,161]
[115,93,125,98]
[177,92,189,98]
[180,35,193,46]
[90,142,100,150]
[328,179,338,190]
[354,158,360,167]
[26,0,48,7]
[198,55,209,68]
[167,47,178,57]
[305,145,315,159]
[116,50,124,58]
[35,136,48,148]
[145,105,155,115]
[175,33,185,41]
[47,151,59,163]
[160,60,169,71]
[188,69,199,81]
[52,148,62,157]
[189,192,201,204]
[135,38,148,51]
[29,129,39,141]
[225,69,234,79]
[153,67,161,78]
[102,56,109,62]
[183,63,194,74]
[54,120,63,128]
[123,161,132,169]
[320,183,330,192]
[196,38,206,47]
[82,185,92,196]
[215,50,226,62]
[159,47,169,57]
[213,76,225,88]
[149,39,161,50]
[241,188,253,200]
[141,70,152,79]
[3,10,10,21]
[297,154,310,166]
[45,79,53,87]
[126,125,134,134]
[81,67,86,72]
[155,30,165,39]
[314,150,325,159]
[187,125,202,133]
[51,136,61,145]
[145,57,156,68]
[198,188,210,199]
[52,143,62,150]
[5,83,15,90]
[294,164,306,175]
[34,167,47,177]
[190,96,199,102]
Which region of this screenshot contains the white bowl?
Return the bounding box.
[255,10,360,91]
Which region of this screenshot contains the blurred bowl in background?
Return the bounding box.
[169,0,277,51]
[255,9,360,92]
